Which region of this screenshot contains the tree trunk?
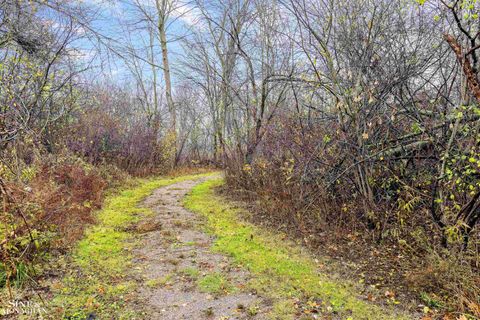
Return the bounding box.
[156,0,177,166]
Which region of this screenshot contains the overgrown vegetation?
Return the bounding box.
[215,1,480,317]
[0,155,125,294]
[0,0,208,304]
[2,0,480,318]
[184,178,409,320]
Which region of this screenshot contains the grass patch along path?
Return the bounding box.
[184,178,412,320]
[42,172,411,319]
[47,172,216,319]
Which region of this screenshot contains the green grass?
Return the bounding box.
[0,262,32,290]
[197,272,233,295]
[49,172,217,319]
[179,266,200,279]
[146,273,174,288]
[184,178,411,320]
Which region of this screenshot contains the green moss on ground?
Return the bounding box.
[145,273,174,288]
[179,266,200,279]
[48,172,217,319]
[183,178,410,320]
[197,272,234,295]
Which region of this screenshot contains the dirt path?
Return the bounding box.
[132,177,269,320]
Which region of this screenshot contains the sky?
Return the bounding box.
[70,0,201,85]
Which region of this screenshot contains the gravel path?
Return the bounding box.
[133,177,269,320]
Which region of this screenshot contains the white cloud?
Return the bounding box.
[170,1,203,28]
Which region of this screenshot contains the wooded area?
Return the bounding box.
[1,0,480,318]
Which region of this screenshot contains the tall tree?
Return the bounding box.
[155,0,177,166]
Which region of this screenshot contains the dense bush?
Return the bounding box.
[192,0,480,316]
[0,0,177,293]
[225,112,480,315]
[64,101,171,176]
[0,152,119,289]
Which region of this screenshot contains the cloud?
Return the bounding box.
[170,1,203,28]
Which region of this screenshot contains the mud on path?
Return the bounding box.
[132,177,269,320]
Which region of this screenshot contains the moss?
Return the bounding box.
[146,274,174,288]
[50,172,217,319]
[197,272,233,295]
[184,178,410,320]
[179,267,200,279]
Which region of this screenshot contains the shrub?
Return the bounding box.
[0,154,123,291]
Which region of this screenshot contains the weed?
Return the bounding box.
[146,274,174,288]
[0,262,31,289]
[272,299,296,320]
[247,303,260,316]
[179,267,200,279]
[420,292,444,309]
[197,272,233,295]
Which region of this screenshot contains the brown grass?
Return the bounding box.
[31,161,107,245]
